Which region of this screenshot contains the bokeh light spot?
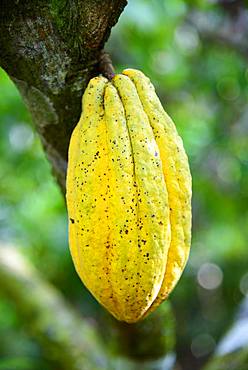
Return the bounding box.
[197,263,223,290]
[174,25,200,55]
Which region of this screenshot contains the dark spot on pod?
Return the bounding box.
[70,218,75,224]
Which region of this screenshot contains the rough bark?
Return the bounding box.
[0,2,177,369]
[0,0,127,190]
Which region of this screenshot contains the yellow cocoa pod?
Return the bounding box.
[66,69,192,323]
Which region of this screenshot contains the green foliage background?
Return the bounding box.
[0,1,247,369]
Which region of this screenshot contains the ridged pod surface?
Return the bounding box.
[66,69,192,323]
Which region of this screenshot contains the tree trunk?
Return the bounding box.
[0,0,127,190]
[0,2,176,368]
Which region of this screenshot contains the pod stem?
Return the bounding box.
[99,50,115,80]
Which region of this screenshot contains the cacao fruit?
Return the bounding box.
[66,69,192,323]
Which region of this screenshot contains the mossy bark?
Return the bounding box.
[0,2,177,369]
[0,0,127,190]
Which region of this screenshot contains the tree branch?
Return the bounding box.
[0,245,176,370]
[203,298,248,370]
[0,3,177,368]
[0,246,107,370]
[0,0,127,190]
